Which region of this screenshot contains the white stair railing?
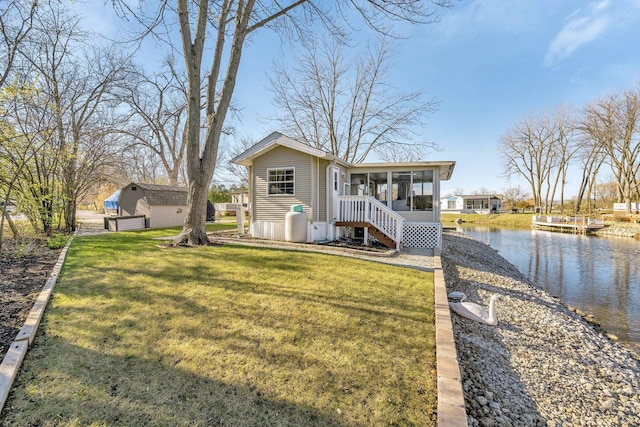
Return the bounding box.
[338,195,404,250]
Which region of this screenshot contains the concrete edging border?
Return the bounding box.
[0,237,73,411]
[433,254,468,426]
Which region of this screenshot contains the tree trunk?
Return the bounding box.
[181,174,210,245]
[0,206,20,252]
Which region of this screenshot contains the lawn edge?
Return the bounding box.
[433,253,468,426]
[0,235,74,412]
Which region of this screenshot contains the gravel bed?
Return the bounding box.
[441,231,640,426]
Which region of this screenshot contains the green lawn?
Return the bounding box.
[2,229,436,426]
[442,212,535,228]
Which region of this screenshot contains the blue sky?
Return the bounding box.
[75,1,640,197]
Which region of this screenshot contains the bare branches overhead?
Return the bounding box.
[269,36,439,163]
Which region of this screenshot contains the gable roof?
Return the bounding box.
[231,131,348,167]
[232,131,456,180]
[122,182,188,206]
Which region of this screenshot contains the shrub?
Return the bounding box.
[47,233,69,249]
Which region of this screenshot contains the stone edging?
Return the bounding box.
[0,237,73,411]
[433,254,468,426]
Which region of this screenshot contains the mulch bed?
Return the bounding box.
[0,240,61,359]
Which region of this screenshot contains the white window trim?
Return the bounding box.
[267,167,295,196]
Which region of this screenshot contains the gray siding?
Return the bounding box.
[119,185,146,216]
[253,146,314,222]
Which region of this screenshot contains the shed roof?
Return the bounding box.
[123,183,188,206]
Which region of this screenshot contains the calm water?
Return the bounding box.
[459,225,640,356]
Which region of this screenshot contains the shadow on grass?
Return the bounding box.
[2,337,347,426]
[2,233,436,425]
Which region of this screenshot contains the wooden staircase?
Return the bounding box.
[337,195,405,251]
[334,221,397,249]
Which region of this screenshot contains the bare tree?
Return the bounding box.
[595,180,618,208]
[500,185,529,211]
[269,37,438,163]
[0,0,37,89]
[580,88,640,214]
[500,112,555,212]
[546,105,578,214]
[0,117,45,246]
[0,0,38,247]
[573,126,607,213]
[224,135,256,188]
[121,144,168,185]
[1,81,62,235]
[7,3,132,233]
[499,107,576,214]
[110,0,452,245]
[120,58,188,186]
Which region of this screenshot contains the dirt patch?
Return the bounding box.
[0,239,61,358]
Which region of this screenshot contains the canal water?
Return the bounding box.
[459,225,640,356]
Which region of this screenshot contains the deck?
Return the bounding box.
[532,215,606,234]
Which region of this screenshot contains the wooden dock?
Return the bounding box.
[532,215,606,234]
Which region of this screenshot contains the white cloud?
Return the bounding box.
[433,0,543,42]
[544,0,611,68]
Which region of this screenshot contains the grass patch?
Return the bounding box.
[442,212,535,228]
[2,229,436,426]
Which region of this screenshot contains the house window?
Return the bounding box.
[369,172,387,204]
[391,172,412,211]
[447,200,457,209]
[410,170,433,211]
[389,170,433,211]
[350,173,368,196]
[267,168,294,195]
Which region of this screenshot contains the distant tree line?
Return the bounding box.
[499,87,640,214]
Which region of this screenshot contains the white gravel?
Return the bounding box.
[441,231,640,426]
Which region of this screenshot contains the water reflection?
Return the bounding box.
[459,226,640,356]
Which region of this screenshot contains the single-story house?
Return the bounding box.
[232,190,249,208]
[232,132,456,250]
[116,182,188,230]
[613,202,640,213]
[441,194,502,214]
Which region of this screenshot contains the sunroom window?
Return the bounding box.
[267,168,294,195]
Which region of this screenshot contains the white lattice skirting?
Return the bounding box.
[402,222,442,249]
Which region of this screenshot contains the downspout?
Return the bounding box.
[248,165,253,235]
[326,160,336,240]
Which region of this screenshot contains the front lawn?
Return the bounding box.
[1,229,436,426]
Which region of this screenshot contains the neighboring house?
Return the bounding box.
[232,191,249,208]
[613,203,640,213]
[214,203,238,216]
[441,194,502,214]
[232,132,456,250]
[117,182,188,229]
